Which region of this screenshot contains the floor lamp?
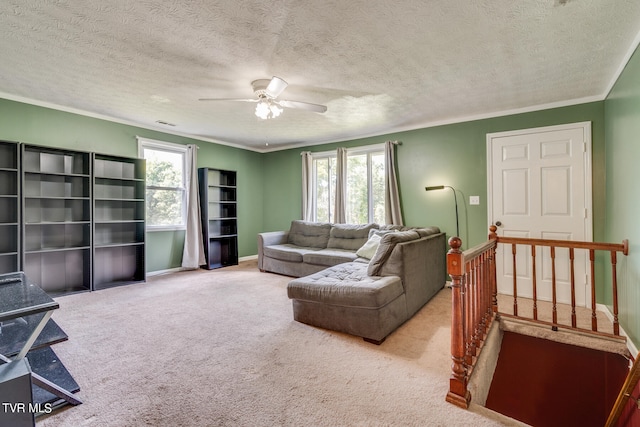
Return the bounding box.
[425,185,459,238]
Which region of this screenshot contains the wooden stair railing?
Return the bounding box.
[446,226,630,409]
[606,353,640,427]
[490,226,629,339]
[446,236,497,408]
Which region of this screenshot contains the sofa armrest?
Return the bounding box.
[257,231,289,270]
[378,232,446,316]
[259,231,289,246]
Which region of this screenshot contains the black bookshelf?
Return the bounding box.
[198,168,238,269]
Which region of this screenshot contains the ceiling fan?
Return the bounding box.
[199,76,327,119]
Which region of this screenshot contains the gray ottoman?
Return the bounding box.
[287,262,408,344]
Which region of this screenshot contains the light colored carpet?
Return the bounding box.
[496,293,629,356]
[37,260,524,427]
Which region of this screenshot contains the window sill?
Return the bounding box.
[146,226,186,232]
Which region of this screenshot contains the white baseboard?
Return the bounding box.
[147,255,258,277]
[146,267,183,277]
[596,303,639,357]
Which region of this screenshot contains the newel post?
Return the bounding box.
[446,236,471,408]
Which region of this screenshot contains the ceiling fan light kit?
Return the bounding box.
[255,99,283,120]
[199,76,327,120]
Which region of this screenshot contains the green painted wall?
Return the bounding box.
[1,66,634,347]
[263,102,606,249]
[0,98,264,273]
[604,44,640,346]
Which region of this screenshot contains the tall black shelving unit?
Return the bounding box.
[21,145,92,296]
[14,145,147,295]
[92,154,146,290]
[0,141,20,274]
[198,168,238,269]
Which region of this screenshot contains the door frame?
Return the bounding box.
[486,122,594,301]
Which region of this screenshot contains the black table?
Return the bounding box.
[0,272,81,407]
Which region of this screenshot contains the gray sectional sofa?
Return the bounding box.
[258,220,446,344]
[258,221,379,277]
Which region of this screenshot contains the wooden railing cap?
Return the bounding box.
[448,236,462,251]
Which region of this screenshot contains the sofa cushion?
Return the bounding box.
[368,228,400,238]
[378,224,406,232]
[377,225,441,236]
[414,226,441,237]
[262,244,318,263]
[367,230,420,276]
[327,223,378,250]
[356,228,405,260]
[287,262,403,308]
[288,220,332,248]
[355,233,381,259]
[302,249,358,266]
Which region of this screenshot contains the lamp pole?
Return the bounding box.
[425,185,460,238]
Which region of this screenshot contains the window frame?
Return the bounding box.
[346,144,385,224]
[137,137,188,232]
[311,150,336,223]
[309,143,385,224]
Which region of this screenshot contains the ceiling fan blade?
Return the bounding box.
[265,76,288,98]
[199,98,258,102]
[278,99,327,113]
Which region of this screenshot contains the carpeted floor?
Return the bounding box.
[37,260,524,427]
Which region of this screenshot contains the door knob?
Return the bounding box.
[495,221,502,227]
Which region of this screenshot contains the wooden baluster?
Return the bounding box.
[470,258,477,358]
[512,243,518,316]
[484,253,489,322]
[487,251,492,312]
[478,253,484,338]
[489,228,498,316]
[611,251,620,336]
[551,246,558,328]
[446,237,470,408]
[478,254,485,341]
[531,244,538,320]
[570,248,577,328]
[482,251,491,336]
[475,255,484,353]
[464,263,473,365]
[489,248,496,319]
[469,263,476,359]
[590,249,597,332]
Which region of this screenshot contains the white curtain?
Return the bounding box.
[334,147,347,223]
[385,140,404,225]
[301,151,313,221]
[181,145,206,269]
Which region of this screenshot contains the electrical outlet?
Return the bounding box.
[470,196,480,205]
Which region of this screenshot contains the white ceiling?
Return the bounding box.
[1,1,639,152]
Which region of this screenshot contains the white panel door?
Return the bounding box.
[487,122,592,307]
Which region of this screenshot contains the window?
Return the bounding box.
[346,145,385,224]
[310,144,385,224]
[138,138,187,230]
[312,152,336,223]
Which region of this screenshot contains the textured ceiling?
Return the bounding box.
[0,1,639,152]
